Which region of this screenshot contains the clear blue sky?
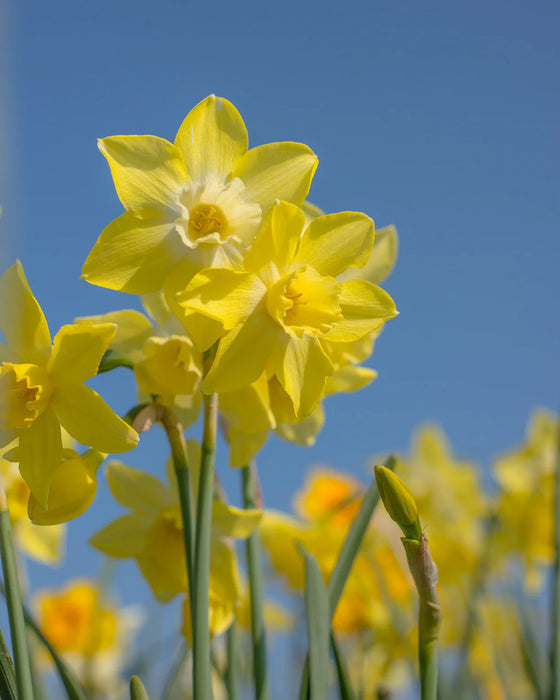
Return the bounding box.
[1,0,559,662]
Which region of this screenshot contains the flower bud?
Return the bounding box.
[374,464,422,539]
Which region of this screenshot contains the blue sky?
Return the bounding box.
[1,0,559,679]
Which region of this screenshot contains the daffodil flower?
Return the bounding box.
[90,440,262,608]
[82,95,318,294]
[0,261,138,505]
[167,200,398,416]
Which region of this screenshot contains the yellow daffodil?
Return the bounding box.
[0,261,138,505]
[0,445,65,563]
[35,579,140,697]
[90,440,262,619]
[82,95,318,294]
[168,200,397,416]
[78,291,203,426]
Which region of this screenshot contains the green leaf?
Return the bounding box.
[331,632,356,700]
[130,675,150,700]
[302,546,329,700]
[0,625,16,700]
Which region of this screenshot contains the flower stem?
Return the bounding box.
[0,480,34,700]
[242,464,269,700]
[225,620,238,700]
[159,406,195,606]
[193,391,218,700]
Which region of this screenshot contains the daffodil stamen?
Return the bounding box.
[189,203,226,240]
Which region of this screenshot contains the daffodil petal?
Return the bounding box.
[202,305,279,394]
[0,261,51,364]
[322,280,398,343]
[212,501,263,539]
[244,201,305,275]
[49,323,116,384]
[174,269,266,351]
[0,343,17,363]
[275,404,325,447]
[99,135,188,212]
[294,212,374,279]
[228,427,268,468]
[76,309,153,359]
[275,335,333,417]
[18,407,62,506]
[232,142,318,211]
[82,212,186,294]
[0,429,17,449]
[90,513,149,557]
[174,95,248,181]
[210,539,240,602]
[17,521,65,564]
[53,384,138,454]
[338,225,398,285]
[106,461,170,512]
[325,365,377,395]
[219,374,275,433]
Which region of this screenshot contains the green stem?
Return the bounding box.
[552,422,560,700]
[331,632,356,700]
[418,596,440,700]
[160,406,195,606]
[225,621,238,700]
[0,623,16,700]
[242,464,269,700]
[193,392,218,700]
[0,484,33,700]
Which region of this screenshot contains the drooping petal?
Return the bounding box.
[53,384,138,454]
[0,343,17,363]
[0,261,51,364]
[274,404,325,447]
[98,135,188,213]
[173,269,266,351]
[18,406,62,506]
[49,323,116,384]
[275,335,333,417]
[294,212,374,279]
[105,461,170,512]
[174,95,248,182]
[321,280,398,343]
[325,365,377,395]
[202,304,279,394]
[209,539,240,602]
[90,513,150,557]
[228,427,268,468]
[212,501,263,539]
[244,201,305,277]
[232,142,318,211]
[28,449,104,525]
[0,429,18,449]
[338,225,399,285]
[82,212,186,294]
[219,374,275,433]
[76,310,153,359]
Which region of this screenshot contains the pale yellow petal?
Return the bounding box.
[53,384,138,454]
[228,428,268,468]
[325,365,377,395]
[137,511,187,601]
[75,310,153,358]
[174,95,248,181]
[0,261,51,363]
[338,225,399,285]
[18,407,62,506]
[219,374,275,433]
[209,539,240,602]
[301,200,325,228]
[105,461,169,512]
[275,335,333,417]
[322,280,398,343]
[82,212,186,294]
[48,323,116,384]
[202,305,279,394]
[99,135,188,212]
[90,513,150,557]
[275,404,325,447]
[232,142,318,211]
[294,212,374,279]
[211,501,263,539]
[17,521,65,564]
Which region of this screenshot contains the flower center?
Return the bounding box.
[188,203,227,241]
[0,363,53,430]
[267,266,343,336]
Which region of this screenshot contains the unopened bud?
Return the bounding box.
[374,464,422,540]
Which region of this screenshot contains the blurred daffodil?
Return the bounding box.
[82,95,318,294]
[0,261,138,505]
